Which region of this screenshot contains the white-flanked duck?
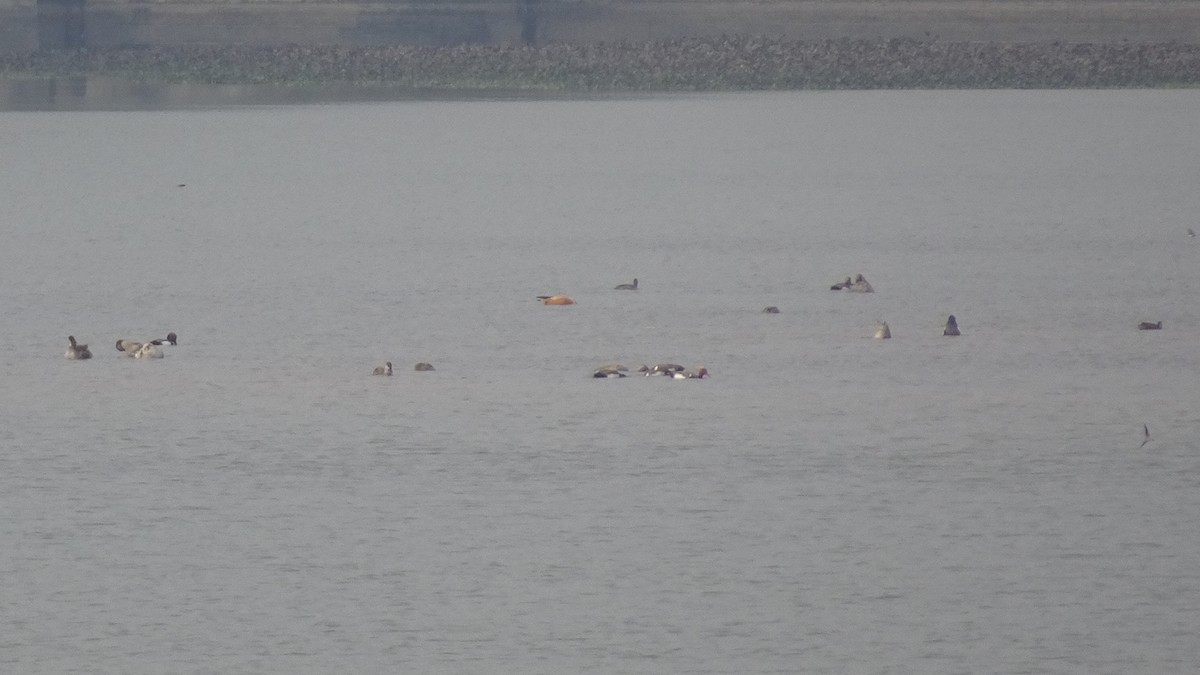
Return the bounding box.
[116,332,177,356]
[593,365,627,378]
[372,362,393,376]
[670,367,709,379]
[638,363,685,376]
[849,274,875,293]
[133,342,164,359]
[874,321,892,339]
[614,278,638,290]
[65,336,92,360]
[943,315,961,336]
[1138,321,1163,330]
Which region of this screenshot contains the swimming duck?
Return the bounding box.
[874,321,892,339]
[1137,321,1163,330]
[638,363,685,376]
[670,367,709,379]
[943,315,961,336]
[133,342,164,359]
[593,366,627,378]
[614,278,638,290]
[762,306,781,314]
[830,276,852,291]
[372,362,393,376]
[65,336,92,360]
[537,295,576,305]
[414,362,435,371]
[115,339,143,354]
[849,274,875,293]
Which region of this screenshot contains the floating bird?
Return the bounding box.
[614,278,638,290]
[1189,228,1196,238]
[850,274,875,293]
[414,362,435,371]
[64,336,92,360]
[944,315,961,336]
[593,365,627,378]
[537,295,576,305]
[133,342,164,359]
[638,363,685,376]
[874,321,891,339]
[372,362,393,376]
[1137,321,1163,330]
[762,306,780,314]
[1141,424,1151,448]
[830,276,853,291]
[670,367,709,379]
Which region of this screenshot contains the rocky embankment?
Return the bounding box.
[3,38,1199,89]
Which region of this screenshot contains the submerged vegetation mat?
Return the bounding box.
[3,38,1200,89]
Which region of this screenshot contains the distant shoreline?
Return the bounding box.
[3,39,1200,90]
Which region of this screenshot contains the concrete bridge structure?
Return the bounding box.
[3,1,1200,52]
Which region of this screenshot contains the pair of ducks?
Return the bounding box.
[593,363,709,379]
[116,332,178,359]
[537,279,638,305]
[65,332,177,360]
[831,274,875,293]
[873,315,961,339]
[372,362,436,376]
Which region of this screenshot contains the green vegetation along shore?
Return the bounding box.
[3,38,1200,90]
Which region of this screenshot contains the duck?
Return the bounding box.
[670,367,709,379]
[874,321,892,339]
[414,362,435,371]
[372,362,393,376]
[943,315,961,336]
[638,363,685,376]
[593,365,627,378]
[762,306,781,314]
[116,332,177,355]
[830,276,853,291]
[614,278,638,290]
[849,274,875,293]
[133,342,164,359]
[537,295,576,305]
[1137,321,1163,330]
[64,336,92,360]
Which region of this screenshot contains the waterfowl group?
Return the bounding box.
[831,274,874,292]
[67,332,177,360]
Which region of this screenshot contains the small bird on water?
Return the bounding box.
[1140,424,1151,448]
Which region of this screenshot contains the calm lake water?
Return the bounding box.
[2,88,1199,674]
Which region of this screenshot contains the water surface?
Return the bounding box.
[2,90,1199,674]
